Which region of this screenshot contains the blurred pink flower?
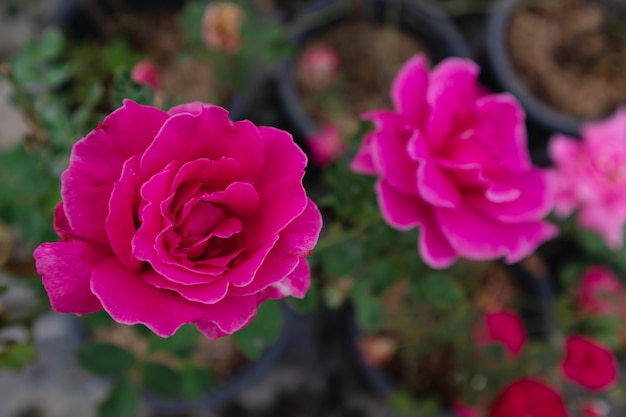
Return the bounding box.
[298,45,340,89]
[202,2,245,53]
[581,399,609,417]
[131,60,160,91]
[576,265,626,317]
[306,124,346,167]
[453,402,481,417]
[549,107,626,249]
[474,309,526,358]
[488,378,569,417]
[562,335,618,392]
[351,54,556,268]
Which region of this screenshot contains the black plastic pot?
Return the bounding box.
[51,0,250,121]
[484,0,624,141]
[142,302,298,415]
[277,0,472,142]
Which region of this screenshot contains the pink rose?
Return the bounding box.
[474,309,526,358]
[581,399,609,417]
[562,335,618,392]
[549,107,626,249]
[131,60,160,91]
[297,45,341,89]
[351,54,556,269]
[33,100,322,338]
[488,378,569,417]
[576,266,625,317]
[305,123,346,167]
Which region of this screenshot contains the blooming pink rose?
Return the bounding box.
[474,309,526,358]
[33,100,322,338]
[562,335,618,392]
[305,123,346,166]
[576,266,626,317]
[351,54,556,269]
[549,107,626,249]
[488,378,569,417]
[131,60,160,91]
[297,45,341,89]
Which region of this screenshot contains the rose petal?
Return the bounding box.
[34,241,111,314]
[62,100,168,243]
[391,54,430,129]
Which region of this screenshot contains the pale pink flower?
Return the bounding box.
[474,309,527,358]
[297,45,340,89]
[576,266,626,317]
[581,399,609,417]
[131,60,160,91]
[549,107,626,249]
[351,54,556,268]
[33,100,322,338]
[305,124,346,166]
[202,2,245,53]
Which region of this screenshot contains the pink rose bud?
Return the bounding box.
[298,45,340,89]
[33,100,322,339]
[305,124,346,167]
[202,2,245,53]
[351,53,556,269]
[549,107,626,249]
[576,266,625,317]
[131,60,160,91]
[489,378,569,417]
[474,309,526,359]
[581,399,609,417]
[562,335,618,392]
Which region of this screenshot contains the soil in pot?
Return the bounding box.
[296,20,427,143]
[507,0,626,119]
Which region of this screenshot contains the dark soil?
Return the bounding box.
[297,21,426,138]
[508,0,626,119]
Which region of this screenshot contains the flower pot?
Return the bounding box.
[276,0,471,145]
[484,0,626,141]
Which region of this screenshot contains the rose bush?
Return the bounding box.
[33,100,322,338]
[351,53,556,269]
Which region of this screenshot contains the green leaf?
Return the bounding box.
[410,273,464,309]
[0,343,37,370]
[233,300,282,360]
[77,343,136,378]
[287,281,319,313]
[142,362,182,398]
[181,366,215,401]
[41,63,74,88]
[110,70,154,108]
[148,324,201,356]
[98,379,139,417]
[351,281,384,333]
[80,311,114,332]
[38,28,64,60]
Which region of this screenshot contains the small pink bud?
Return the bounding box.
[305,124,346,167]
[131,60,160,91]
[298,45,340,89]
